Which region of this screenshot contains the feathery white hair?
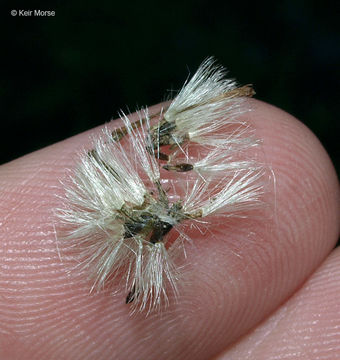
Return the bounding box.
[56,57,265,314]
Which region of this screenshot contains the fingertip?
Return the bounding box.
[0,98,338,360]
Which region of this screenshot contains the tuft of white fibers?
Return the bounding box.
[160,57,255,147]
[55,57,266,314]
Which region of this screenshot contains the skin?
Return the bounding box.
[0,99,339,360]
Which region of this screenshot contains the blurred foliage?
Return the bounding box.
[1,0,339,175]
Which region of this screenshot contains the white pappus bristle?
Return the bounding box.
[55,57,266,314]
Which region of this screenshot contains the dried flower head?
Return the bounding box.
[56,57,265,314]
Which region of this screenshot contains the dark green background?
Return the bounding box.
[2,1,339,174]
